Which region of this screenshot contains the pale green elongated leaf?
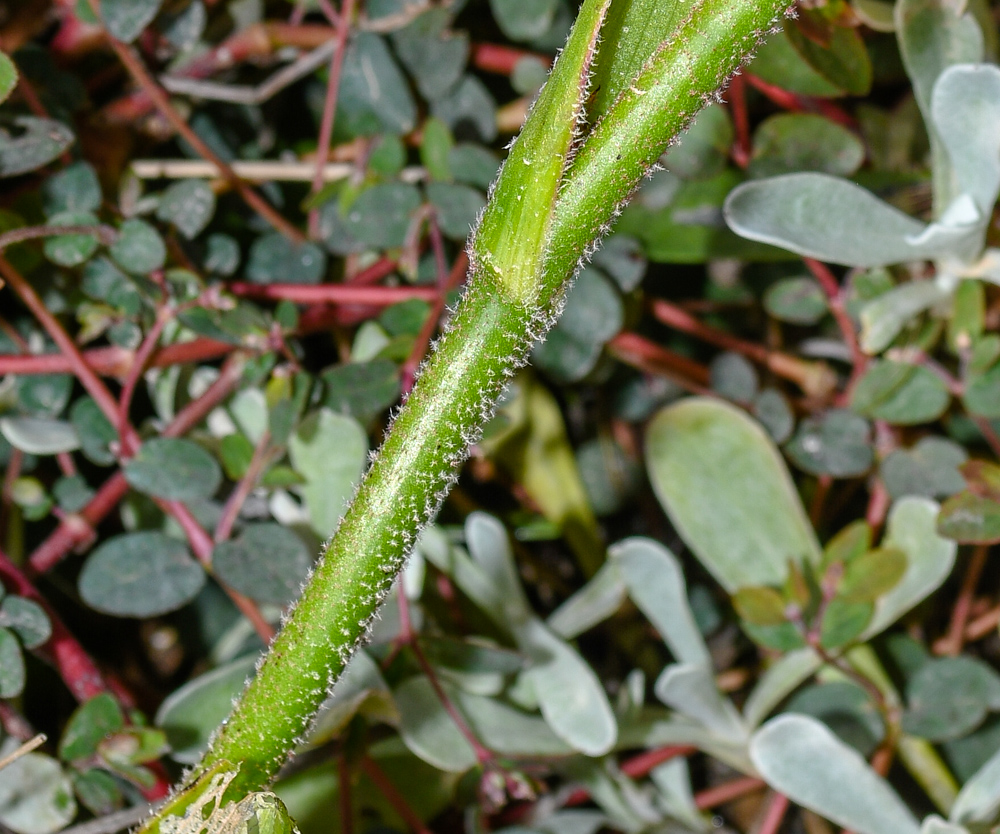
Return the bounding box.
[932,64,1000,216]
[645,398,820,592]
[750,715,921,834]
[859,280,951,355]
[465,512,532,624]
[724,173,937,267]
[0,117,74,178]
[394,675,571,771]
[742,648,822,728]
[547,561,627,640]
[610,538,710,667]
[0,744,76,834]
[0,53,16,106]
[0,417,80,455]
[516,617,618,756]
[654,664,747,741]
[950,743,1000,826]
[896,0,982,211]
[288,409,367,539]
[474,0,611,302]
[619,711,754,774]
[156,655,258,765]
[649,758,705,832]
[486,376,604,576]
[864,497,956,638]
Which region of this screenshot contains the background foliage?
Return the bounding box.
[1,0,1000,833]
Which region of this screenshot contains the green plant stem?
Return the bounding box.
[159,0,789,813]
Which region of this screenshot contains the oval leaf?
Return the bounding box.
[750,714,921,834]
[646,398,820,591]
[123,438,222,501]
[212,524,314,605]
[79,532,205,617]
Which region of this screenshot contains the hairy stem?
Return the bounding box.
[145,0,789,817]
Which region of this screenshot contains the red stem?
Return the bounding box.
[227,283,437,304]
[307,0,356,239]
[937,544,989,656]
[361,756,435,834]
[28,357,246,574]
[215,430,274,543]
[727,72,751,168]
[757,792,791,834]
[606,332,711,394]
[694,776,766,810]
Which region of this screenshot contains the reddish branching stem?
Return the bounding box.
[85,1,303,242]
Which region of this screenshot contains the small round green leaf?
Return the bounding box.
[937,492,1000,544]
[338,33,417,137]
[426,182,485,240]
[342,183,422,250]
[43,162,101,216]
[156,179,216,240]
[70,396,117,466]
[0,117,75,178]
[964,362,1000,418]
[764,276,828,324]
[79,532,205,617]
[123,438,221,501]
[448,144,500,189]
[0,747,76,834]
[59,693,125,762]
[110,218,166,275]
[880,437,967,501]
[732,586,788,626]
[15,373,73,417]
[904,657,1000,742]
[320,359,400,425]
[213,524,313,605]
[0,417,80,456]
[246,233,326,285]
[786,682,884,756]
[785,409,873,478]
[753,388,795,443]
[204,233,240,275]
[0,596,51,649]
[750,114,865,178]
[43,211,101,267]
[0,628,25,698]
[819,598,873,649]
[710,352,758,402]
[839,547,907,603]
[73,769,122,817]
[489,0,558,41]
[851,361,950,425]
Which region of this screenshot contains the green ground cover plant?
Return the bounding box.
[1,1,1000,833]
